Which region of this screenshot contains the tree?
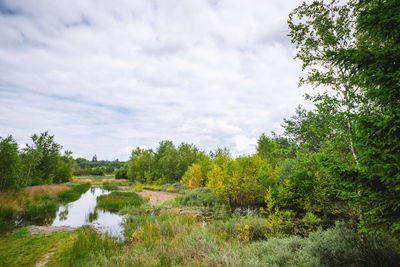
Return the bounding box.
[328,0,400,235]
[181,163,204,189]
[288,0,361,165]
[0,136,22,190]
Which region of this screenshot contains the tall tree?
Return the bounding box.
[288,0,361,165]
[329,0,400,235]
[0,136,22,190]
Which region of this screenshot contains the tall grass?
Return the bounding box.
[25,194,59,223]
[97,192,145,212]
[58,183,90,203]
[102,182,120,191]
[67,226,122,266]
[0,205,15,234]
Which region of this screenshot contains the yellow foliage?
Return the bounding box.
[236,223,250,242]
[181,164,205,189]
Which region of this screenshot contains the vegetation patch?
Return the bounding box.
[180,187,219,207]
[97,192,145,212]
[0,227,78,267]
[58,183,90,203]
[102,181,120,191]
[161,183,187,194]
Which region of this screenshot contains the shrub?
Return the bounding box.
[161,183,187,194]
[213,214,267,241]
[181,187,218,207]
[97,192,145,212]
[302,222,400,267]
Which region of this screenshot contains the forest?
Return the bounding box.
[0,0,399,266]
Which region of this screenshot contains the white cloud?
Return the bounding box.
[0,0,311,160]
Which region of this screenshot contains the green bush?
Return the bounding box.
[302,222,400,267]
[181,187,219,207]
[97,192,145,212]
[213,213,267,241]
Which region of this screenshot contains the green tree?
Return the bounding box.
[0,136,22,190]
[328,0,400,235]
[288,0,361,165]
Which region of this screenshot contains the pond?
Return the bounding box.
[43,187,125,237]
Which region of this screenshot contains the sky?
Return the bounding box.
[0,0,311,161]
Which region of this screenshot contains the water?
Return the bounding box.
[51,187,125,237]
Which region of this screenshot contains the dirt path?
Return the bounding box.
[137,190,179,205]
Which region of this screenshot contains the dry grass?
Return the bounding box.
[0,185,70,211]
[22,185,70,196]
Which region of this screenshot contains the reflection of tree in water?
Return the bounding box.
[59,206,69,221]
[90,187,96,194]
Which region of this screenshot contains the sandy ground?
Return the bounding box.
[137,190,179,205]
[29,225,76,234]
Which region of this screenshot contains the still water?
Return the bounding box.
[51,187,125,237]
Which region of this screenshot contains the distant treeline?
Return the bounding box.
[0,131,74,190]
[73,157,125,176]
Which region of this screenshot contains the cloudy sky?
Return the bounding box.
[0,0,311,160]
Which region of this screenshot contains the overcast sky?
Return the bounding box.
[0,0,311,160]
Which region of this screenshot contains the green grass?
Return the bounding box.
[87,208,98,222]
[102,182,120,191]
[58,183,91,203]
[25,194,59,223]
[0,205,15,234]
[63,226,122,266]
[0,227,78,267]
[96,192,145,212]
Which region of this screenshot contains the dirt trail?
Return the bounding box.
[137,190,179,205]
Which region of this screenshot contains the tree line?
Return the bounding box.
[0,131,74,190]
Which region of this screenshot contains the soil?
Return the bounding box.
[28,225,76,234]
[137,190,179,205]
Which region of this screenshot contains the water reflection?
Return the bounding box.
[50,187,125,237]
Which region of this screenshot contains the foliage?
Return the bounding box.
[160,182,187,194]
[180,187,219,207]
[181,163,205,189]
[326,0,400,236]
[207,154,273,207]
[0,136,22,190]
[96,192,145,212]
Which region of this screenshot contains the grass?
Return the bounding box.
[87,208,98,222]
[58,183,91,203]
[97,192,146,212]
[0,227,78,267]
[25,195,59,223]
[102,181,120,191]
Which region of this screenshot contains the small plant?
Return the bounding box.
[130,226,144,242]
[87,208,98,222]
[166,187,175,193]
[236,223,250,242]
[262,188,283,239]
